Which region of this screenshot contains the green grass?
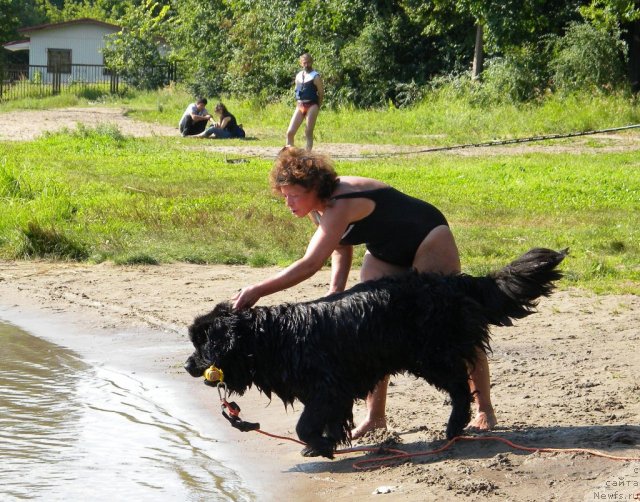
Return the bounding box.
[119,86,640,146]
[0,91,639,294]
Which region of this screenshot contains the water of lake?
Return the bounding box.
[0,321,255,501]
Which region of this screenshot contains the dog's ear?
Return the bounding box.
[188,317,207,346]
[188,301,235,346]
[203,302,242,354]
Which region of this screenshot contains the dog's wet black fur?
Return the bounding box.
[185,248,567,459]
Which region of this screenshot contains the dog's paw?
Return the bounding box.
[446,421,467,440]
[300,445,334,459]
[300,446,320,457]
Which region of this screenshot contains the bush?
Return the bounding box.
[477,43,551,103]
[550,22,628,93]
[394,80,426,108]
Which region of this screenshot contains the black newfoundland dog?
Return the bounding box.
[185,248,566,459]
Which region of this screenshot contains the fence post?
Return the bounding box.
[52,63,61,95]
[110,71,118,94]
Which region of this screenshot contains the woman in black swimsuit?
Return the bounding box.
[233,147,497,436]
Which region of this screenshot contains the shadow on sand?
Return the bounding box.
[288,424,640,474]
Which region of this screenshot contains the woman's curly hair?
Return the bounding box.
[270,148,339,201]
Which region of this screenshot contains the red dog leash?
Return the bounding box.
[204,366,640,468]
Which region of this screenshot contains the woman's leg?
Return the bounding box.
[303,104,320,150]
[413,225,497,431]
[196,126,215,138]
[352,252,406,439]
[198,127,233,139]
[286,107,305,147]
[467,349,497,430]
[411,225,461,274]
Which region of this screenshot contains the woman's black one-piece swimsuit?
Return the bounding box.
[333,187,448,267]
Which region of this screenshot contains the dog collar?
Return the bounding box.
[204,365,224,383]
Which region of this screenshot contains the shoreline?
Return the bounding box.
[0,299,283,500]
[1,259,639,501]
[0,262,328,502]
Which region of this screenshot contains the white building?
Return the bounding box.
[3,18,121,83]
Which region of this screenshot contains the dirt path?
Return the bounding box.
[2,106,640,160]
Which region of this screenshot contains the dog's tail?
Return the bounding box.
[462,247,568,327]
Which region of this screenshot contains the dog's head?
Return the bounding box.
[184,301,254,394]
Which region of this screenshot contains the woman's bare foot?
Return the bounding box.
[466,409,498,432]
[351,417,387,440]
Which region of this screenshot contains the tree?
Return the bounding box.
[0,0,22,44]
[168,1,234,98]
[293,0,454,105]
[102,0,173,89]
[401,0,586,78]
[34,0,144,23]
[0,0,48,43]
[223,0,299,100]
[579,0,640,91]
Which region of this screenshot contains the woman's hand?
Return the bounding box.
[233,285,261,310]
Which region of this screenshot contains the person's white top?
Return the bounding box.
[178,103,209,128]
[296,70,319,84]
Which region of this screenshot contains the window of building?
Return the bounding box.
[47,49,72,73]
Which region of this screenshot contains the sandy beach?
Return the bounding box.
[1,259,638,501]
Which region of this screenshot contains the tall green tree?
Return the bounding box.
[223,0,299,99]
[0,0,22,43]
[0,0,47,42]
[102,0,173,89]
[401,0,586,74]
[0,0,48,64]
[169,0,235,98]
[34,0,146,23]
[579,0,640,90]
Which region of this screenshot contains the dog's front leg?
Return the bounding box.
[422,360,472,439]
[295,397,338,459]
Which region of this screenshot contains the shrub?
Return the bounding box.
[477,43,551,103]
[549,22,628,93]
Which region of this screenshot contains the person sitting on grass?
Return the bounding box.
[196,103,245,139]
[178,97,212,136]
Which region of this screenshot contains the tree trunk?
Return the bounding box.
[472,23,484,80]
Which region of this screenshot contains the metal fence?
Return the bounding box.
[0,63,177,101]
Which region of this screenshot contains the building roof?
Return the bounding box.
[18,18,120,35]
[2,39,31,52]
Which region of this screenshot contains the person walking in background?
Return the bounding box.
[196,102,245,139]
[233,147,497,439]
[286,53,324,150]
[179,97,211,136]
